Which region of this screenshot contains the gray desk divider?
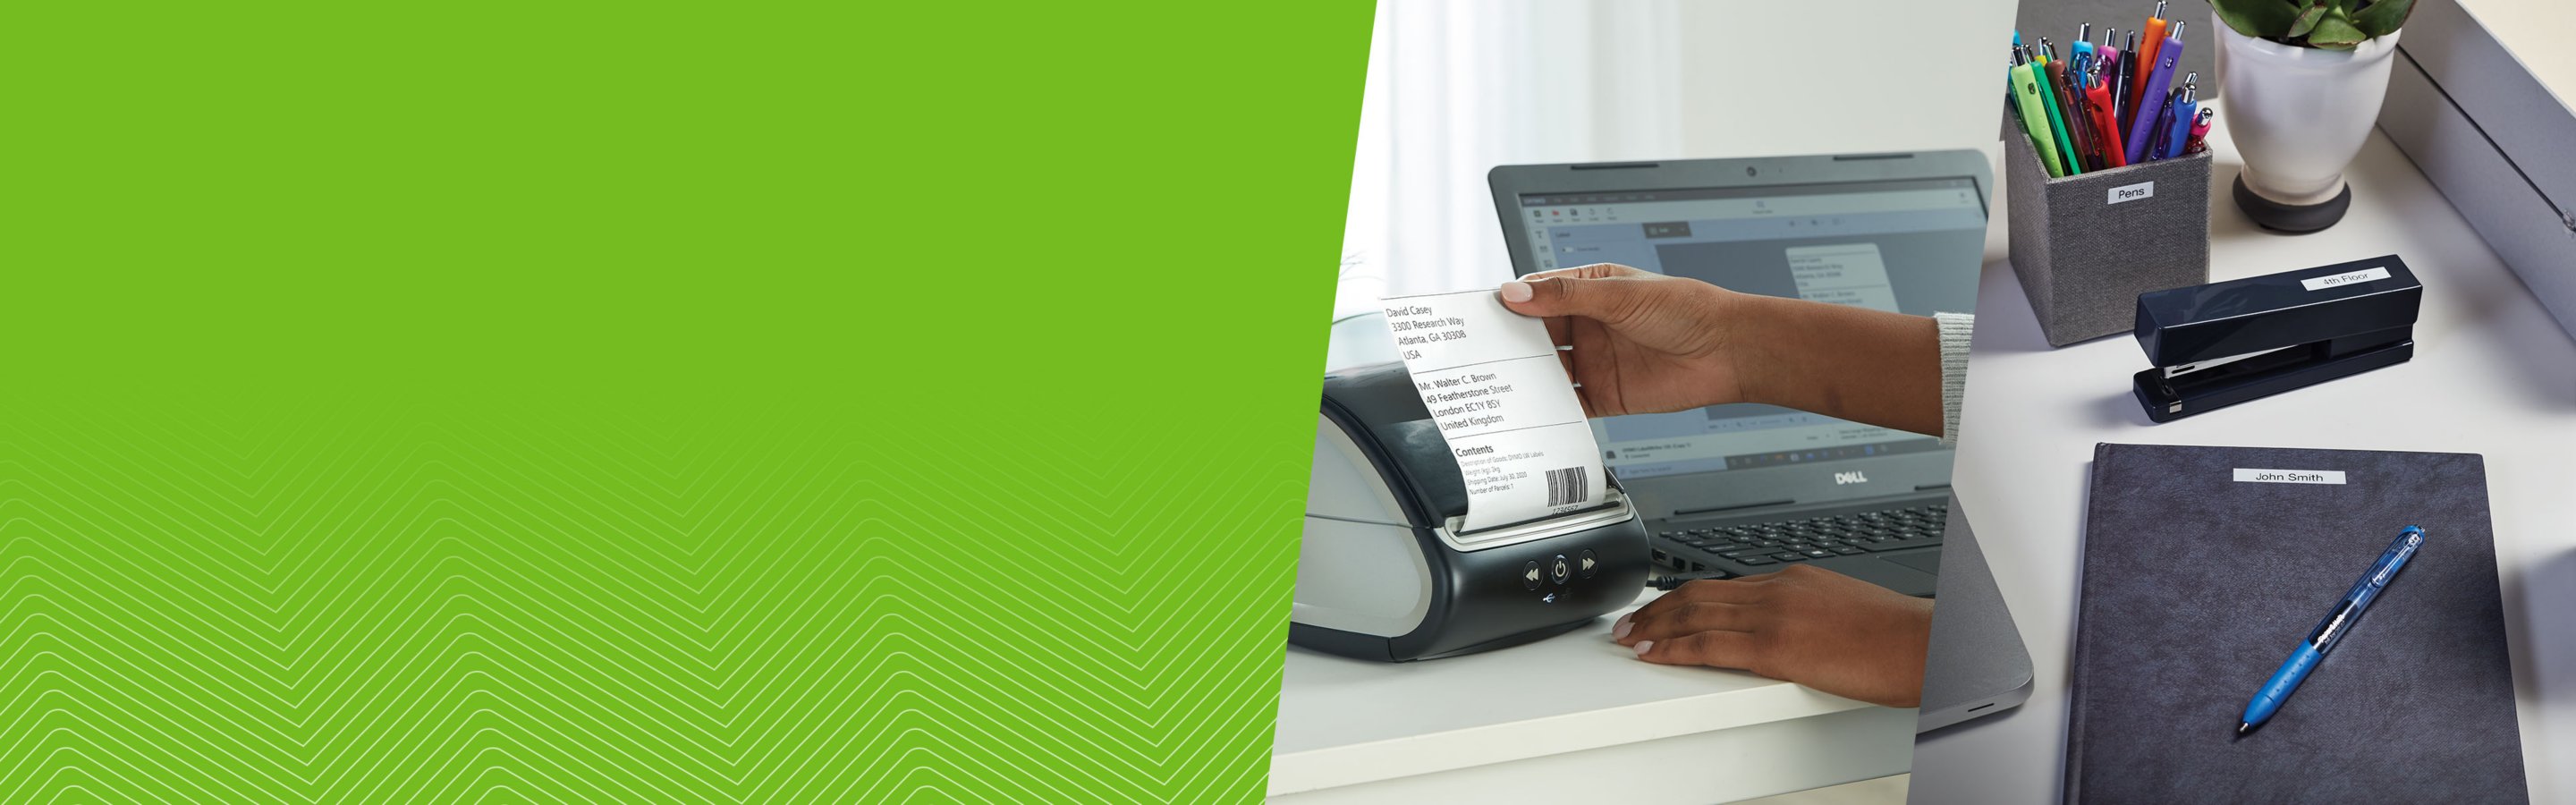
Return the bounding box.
[2003,118,2211,346]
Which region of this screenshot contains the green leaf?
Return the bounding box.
[2213,0,2308,38]
[2308,8,2368,49]
[2351,0,2415,37]
[2288,2,2329,38]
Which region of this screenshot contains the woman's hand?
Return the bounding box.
[1498,262,1945,436]
[1611,565,1933,708]
[1496,263,1754,417]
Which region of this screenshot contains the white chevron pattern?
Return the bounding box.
[0,400,1307,802]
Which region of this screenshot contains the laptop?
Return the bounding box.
[1487,151,1991,597]
[1917,494,2033,731]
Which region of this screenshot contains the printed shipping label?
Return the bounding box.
[1385,289,1606,531]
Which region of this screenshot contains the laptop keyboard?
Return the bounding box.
[1654,500,1948,571]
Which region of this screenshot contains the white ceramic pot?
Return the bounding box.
[2213,12,2401,207]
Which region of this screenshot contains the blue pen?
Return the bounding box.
[2165,78,2199,160]
[2238,526,2426,736]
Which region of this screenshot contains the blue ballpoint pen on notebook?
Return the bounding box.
[2238,526,2426,736]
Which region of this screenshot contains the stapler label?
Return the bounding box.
[1385,289,1608,533]
[2301,267,2392,291]
[2107,181,2156,205]
[2233,469,2348,485]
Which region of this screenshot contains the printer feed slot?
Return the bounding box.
[1439,488,1635,551]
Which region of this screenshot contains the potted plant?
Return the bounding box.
[2207,0,2414,232]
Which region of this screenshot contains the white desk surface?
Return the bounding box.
[1270,589,1918,803]
[1907,117,2576,803]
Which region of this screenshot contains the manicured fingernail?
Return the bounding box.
[1613,616,1633,640]
[1499,281,1533,303]
[1631,640,1654,657]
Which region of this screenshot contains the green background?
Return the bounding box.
[3,1,1371,801]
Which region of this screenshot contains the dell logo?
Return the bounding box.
[1834,470,1869,485]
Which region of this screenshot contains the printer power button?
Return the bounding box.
[1550,555,1572,585]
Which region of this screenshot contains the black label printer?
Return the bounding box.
[1289,361,1649,662]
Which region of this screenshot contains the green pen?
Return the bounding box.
[2035,39,2082,175]
[2011,61,2063,178]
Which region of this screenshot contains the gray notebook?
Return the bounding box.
[2067,444,2525,804]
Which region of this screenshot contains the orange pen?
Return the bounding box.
[2131,2,2169,114]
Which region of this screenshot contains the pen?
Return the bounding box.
[2072,23,2095,64]
[2097,29,2123,122]
[2126,21,2185,165]
[2011,59,2065,177]
[2142,87,2178,162]
[2185,106,2215,154]
[2116,30,2139,128]
[2083,64,2128,167]
[2131,2,2169,114]
[2037,38,2083,175]
[2164,78,2199,160]
[2239,526,2426,736]
[2048,54,2092,173]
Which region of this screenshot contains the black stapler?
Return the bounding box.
[2132,255,2422,422]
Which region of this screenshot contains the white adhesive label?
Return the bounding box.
[1786,243,1901,311]
[2233,469,2348,485]
[1385,289,1606,531]
[2301,267,2392,291]
[2107,181,2157,205]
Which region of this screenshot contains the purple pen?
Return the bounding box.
[2126,21,2185,165]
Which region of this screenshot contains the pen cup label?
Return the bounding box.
[2107,181,2157,205]
[2233,469,2347,485]
[2301,267,2392,291]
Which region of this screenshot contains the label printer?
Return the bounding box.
[1289,361,1649,662]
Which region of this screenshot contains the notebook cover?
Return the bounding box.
[2065,444,2526,804]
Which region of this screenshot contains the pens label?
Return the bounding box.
[2233,469,2347,485]
[2106,181,2156,205]
[2301,267,2392,291]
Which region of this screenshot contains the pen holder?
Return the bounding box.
[2003,119,2212,346]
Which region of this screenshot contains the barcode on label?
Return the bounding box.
[1545,466,1589,507]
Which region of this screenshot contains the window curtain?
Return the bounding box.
[1333,0,1687,321]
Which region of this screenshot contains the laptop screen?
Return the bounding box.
[1505,176,1986,480]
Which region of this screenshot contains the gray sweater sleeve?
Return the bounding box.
[1936,313,1975,445]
